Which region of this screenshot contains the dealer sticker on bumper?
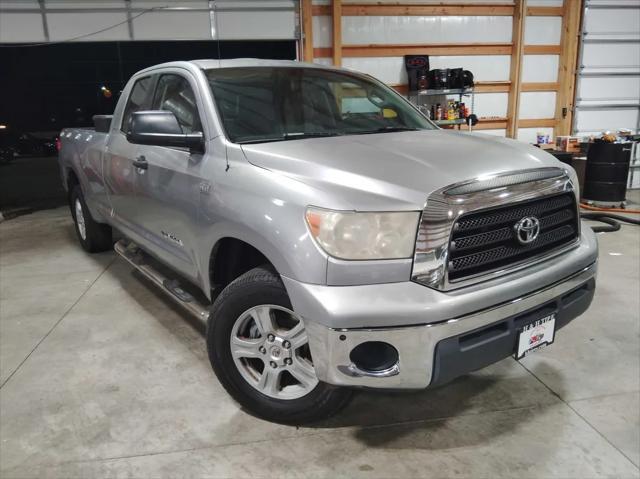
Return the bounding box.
[516,313,556,360]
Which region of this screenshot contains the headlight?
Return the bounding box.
[305,207,420,260]
[565,165,580,200]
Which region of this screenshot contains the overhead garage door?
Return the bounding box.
[573,0,640,137]
[0,0,300,43]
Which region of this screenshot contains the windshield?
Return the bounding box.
[205,67,436,144]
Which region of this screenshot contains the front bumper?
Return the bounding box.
[282,228,598,389]
[303,262,596,389]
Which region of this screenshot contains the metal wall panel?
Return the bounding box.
[519,92,557,119]
[342,55,511,84]
[521,55,560,82]
[524,16,562,45]
[473,93,509,118]
[312,15,332,48]
[342,15,513,45]
[429,55,511,81]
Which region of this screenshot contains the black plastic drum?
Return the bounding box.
[582,142,632,203]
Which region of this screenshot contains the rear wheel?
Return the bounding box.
[207,266,352,424]
[70,185,112,253]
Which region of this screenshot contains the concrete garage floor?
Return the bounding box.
[1,205,639,478]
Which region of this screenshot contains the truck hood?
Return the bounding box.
[241,130,564,210]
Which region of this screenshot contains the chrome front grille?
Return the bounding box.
[448,193,579,282]
[412,168,580,291]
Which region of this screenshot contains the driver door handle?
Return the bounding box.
[132,155,148,170]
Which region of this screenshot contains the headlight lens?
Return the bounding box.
[305,207,420,260]
[565,165,580,200]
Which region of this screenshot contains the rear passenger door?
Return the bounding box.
[132,71,206,281]
[103,75,153,234]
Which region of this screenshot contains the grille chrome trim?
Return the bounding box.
[412,167,580,291]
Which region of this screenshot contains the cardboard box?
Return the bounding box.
[557,136,580,153]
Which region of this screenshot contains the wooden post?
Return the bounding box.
[302,0,314,62]
[555,0,582,137]
[301,0,313,63]
[506,0,525,138]
[332,0,342,66]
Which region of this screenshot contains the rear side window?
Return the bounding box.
[121,76,152,132]
[152,74,202,133]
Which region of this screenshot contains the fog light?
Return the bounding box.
[349,341,399,372]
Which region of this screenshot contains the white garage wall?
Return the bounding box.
[524,16,562,45]
[312,0,571,142]
[521,55,560,82]
[312,15,332,48]
[342,15,512,44]
[520,92,558,119]
[517,6,563,141]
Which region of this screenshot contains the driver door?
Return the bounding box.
[131,72,206,281]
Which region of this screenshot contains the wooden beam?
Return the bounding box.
[342,43,512,57]
[342,4,514,16]
[391,81,511,95]
[332,0,342,66]
[519,118,557,128]
[302,0,314,62]
[475,81,512,93]
[526,6,563,16]
[312,5,330,16]
[555,0,582,136]
[476,118,509,130]
[506,0,525,138]
[313,47,332,58]
[313,4,516,16]
[521,82,559,91]
[523,45,562,54]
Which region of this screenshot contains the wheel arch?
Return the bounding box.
[207,235,280,300]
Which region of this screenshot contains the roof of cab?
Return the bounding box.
[135,58,344,76]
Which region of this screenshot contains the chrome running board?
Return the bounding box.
[114,239,210,323]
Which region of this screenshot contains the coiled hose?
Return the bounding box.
[580,206,640,233]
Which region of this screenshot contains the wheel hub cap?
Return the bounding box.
[74,198,87,240]
[230,304,319,400]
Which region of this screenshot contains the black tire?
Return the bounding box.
[70,185,113,253]
[207,266,352,424]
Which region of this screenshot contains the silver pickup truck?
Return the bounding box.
[58,59,598,423]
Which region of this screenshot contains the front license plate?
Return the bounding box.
[515,313,556,360]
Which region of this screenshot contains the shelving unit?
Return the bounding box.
[408,87,475,130]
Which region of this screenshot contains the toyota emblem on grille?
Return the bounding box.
[514,216,540,245]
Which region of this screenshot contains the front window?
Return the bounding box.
[205,67,436,144]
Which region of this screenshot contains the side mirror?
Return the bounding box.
[126,111,204,153]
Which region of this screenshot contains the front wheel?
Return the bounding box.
[206,266,352,424]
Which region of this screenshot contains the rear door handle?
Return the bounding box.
[132,155,147,170]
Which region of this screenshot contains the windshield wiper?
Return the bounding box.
[238,132,342,144]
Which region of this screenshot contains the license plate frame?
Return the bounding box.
[515,313,556,360]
